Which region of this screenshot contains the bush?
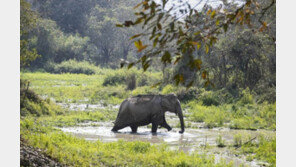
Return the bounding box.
[137,73,149,86]
[233,134,243,147]
[126,73,137,90]
[200,91,220,106]
[216,135,226,147]
[46,60,97,75]
[238,88,254,105]
[103,74,126,86]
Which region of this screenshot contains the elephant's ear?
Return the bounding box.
[160,97,170,110]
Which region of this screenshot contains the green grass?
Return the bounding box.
[20,70,276,166]
[37,109,116,127]
[21,71,276,130]
[240,135,276,166]
[186,101,276,130]
[21,118,234,167]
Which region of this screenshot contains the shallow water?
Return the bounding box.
[58,102,120,111]
[59,122,274,167]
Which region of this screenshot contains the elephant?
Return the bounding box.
[111,94,185,134]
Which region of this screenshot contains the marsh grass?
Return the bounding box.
[21,119,234,167]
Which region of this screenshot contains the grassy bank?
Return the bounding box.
[21,118,233,167]
[20,70,276,166]
[21,71,276,130]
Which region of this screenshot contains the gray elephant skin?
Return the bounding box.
[111,94,185,133]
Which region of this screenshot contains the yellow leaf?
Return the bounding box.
[134,40,148,52]
[211,10,216,18]
[205,44,209,54]
[189,41,201,49]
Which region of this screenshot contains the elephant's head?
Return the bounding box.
[161,94,185,133]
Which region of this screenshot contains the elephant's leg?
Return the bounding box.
[130,126,138,133]
[152,123,158,133]
[161,118,172,131]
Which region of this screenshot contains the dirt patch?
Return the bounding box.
[20,137,64,167]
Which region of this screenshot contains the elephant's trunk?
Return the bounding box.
[176,101,185,134]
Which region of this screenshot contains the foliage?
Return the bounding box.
[20,80,63,116]
[20,0,40,68]
[118,0,276,87]
[21,72,276,130]
[216,135,226,148]
[45,60,97,75]
[126,73,137,90]
[240,135,276,166]
[187,101,275,130]
[103,73,126,86]
[233,134,243,147]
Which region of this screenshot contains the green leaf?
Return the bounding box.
[143,62,150,71]
[194,31,200,36]
[161,51,171,64]
[116,24,123,27]
[134,17,144,25]
[128,63,134,69]
[153,37,158,47]
[223,24,228,33]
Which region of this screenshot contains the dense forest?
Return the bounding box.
[21,0,275,103]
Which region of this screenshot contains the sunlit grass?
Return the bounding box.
[21,118,234,167]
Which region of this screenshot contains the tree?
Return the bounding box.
[20,0,40,68]
[117,0,276,87]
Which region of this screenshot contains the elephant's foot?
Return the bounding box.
[167,127,172,131]
[130,126,138,133]
[151,123,158,133]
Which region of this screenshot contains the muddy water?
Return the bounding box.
[60,122,274,167]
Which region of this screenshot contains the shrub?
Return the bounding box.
[161,84,176,94]
[238,88,254,105]
[137,73,149,86]
[176,87,200,102]
[126,73,137,90]
[103,74,126,86]
[200,91,220,106]
[233,134,243,147]
[46,60,97,75]
[216,135,226,147]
